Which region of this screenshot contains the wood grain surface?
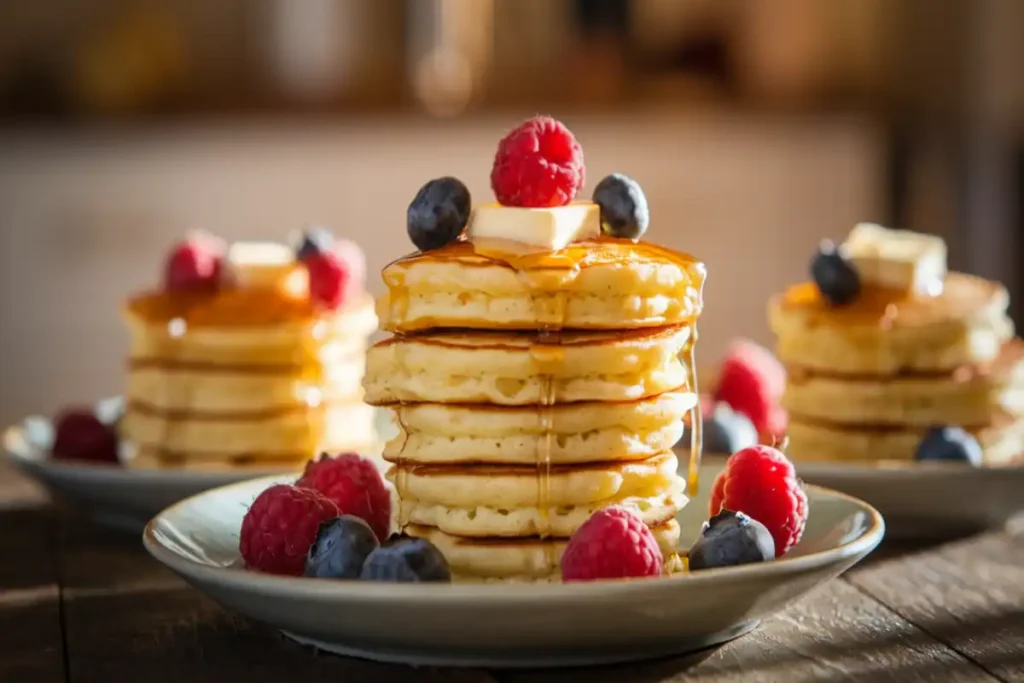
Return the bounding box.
[1,458,1021,683]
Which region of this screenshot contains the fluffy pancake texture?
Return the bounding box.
[364,326,692,405]
[377,237,706,333]
[772,270,1023,465]
[383,392,695,464]
[770,273,1012,375]
[364,228,706,582]
[122,290,378,468]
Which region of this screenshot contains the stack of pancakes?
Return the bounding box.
[770,273,1024,464]
[364,237,706,581]
[121,288,377,469]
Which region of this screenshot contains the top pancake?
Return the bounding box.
[770,273,1012,374]
[376,236,706,332]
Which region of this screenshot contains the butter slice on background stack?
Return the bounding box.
[841,223,947,296]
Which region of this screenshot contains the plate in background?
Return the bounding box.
[143,462,884,668]
[3,400,392,532]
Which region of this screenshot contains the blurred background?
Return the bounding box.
[0,0,1021,425]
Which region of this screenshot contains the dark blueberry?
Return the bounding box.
[688,510,775,571]
[294,226,336,261]
[681,402,758,455]
[914,425,983,466]
[592,173,649,240]
[810,240,861,305]
[304,515,379,579]
[407,177,471,251]
[360,538,451,583]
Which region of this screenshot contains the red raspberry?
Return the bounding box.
[52,410,119,464]
[239,484,340,575]
[490,116,585,208]
[714,339,786,435]
[296,453,391,541]
[306,250,352,310]
[709,445,808,557]
[561,506,663,582]
[164,237,223,292]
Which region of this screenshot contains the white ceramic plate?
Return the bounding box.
[794,460,1024,539]
[3,400,392,533]
[143,462,884,668]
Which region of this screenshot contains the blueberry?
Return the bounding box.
[688,510,775,570]
[407,177,471,251]
[681,402,758,455]
[810,240,861,305]
[295,226,336,261]
[304,515,379,579]
[360,537,451,582]
[592,173,649,240]
[914,425,982,466]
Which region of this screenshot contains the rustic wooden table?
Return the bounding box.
[2,459,1022,683]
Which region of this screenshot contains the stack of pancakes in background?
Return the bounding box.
[364,237,706,581]
[771,224,1023,464]
[122,245,378,470]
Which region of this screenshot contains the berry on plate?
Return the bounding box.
[688,510,775,570]
[297,453,391,542]
[240,484,340,576]
[294,226,336,261]
[304,515,380,579]
[682,401,758,455]
[811,239,861,306]
[592,173,649,240]
[407,177,472,251]
[52,410,120,464]
[915,426,982,466]
[360,537,451,582]
[561,506,663,582]
[709,445,808,557]
[714,339,786,436]
[490,116,585,208]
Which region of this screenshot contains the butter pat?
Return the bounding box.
[466,202,600,250]
[226,241,308,297]
[842,223,947,295]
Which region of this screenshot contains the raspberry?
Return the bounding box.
[296,453,391,542]
[52,410,119,464]
[239,484,340,576]
[305,250,351,310]
[714,339,786,435]
[490,116,585,208]
[709,445,808,557]
[561,506,663,582]
[164,237,223,292]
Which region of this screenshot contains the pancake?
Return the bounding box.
[770,273,1012,374]
[785,412,1024,465]
[405,519,682,580]
[783,339,1024,428]
[121,400,377,463]
[388,452,679,510]
[364,325,693,405]
[377,237,706,333]
[401,486,686,538]
[122,289,378,467]
[383,391,695,465]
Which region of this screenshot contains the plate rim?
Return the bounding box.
[142,472,886,603]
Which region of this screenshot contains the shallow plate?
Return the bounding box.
[143,463,884,668]
[3,400,391,533]
[794,460,1024,539]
